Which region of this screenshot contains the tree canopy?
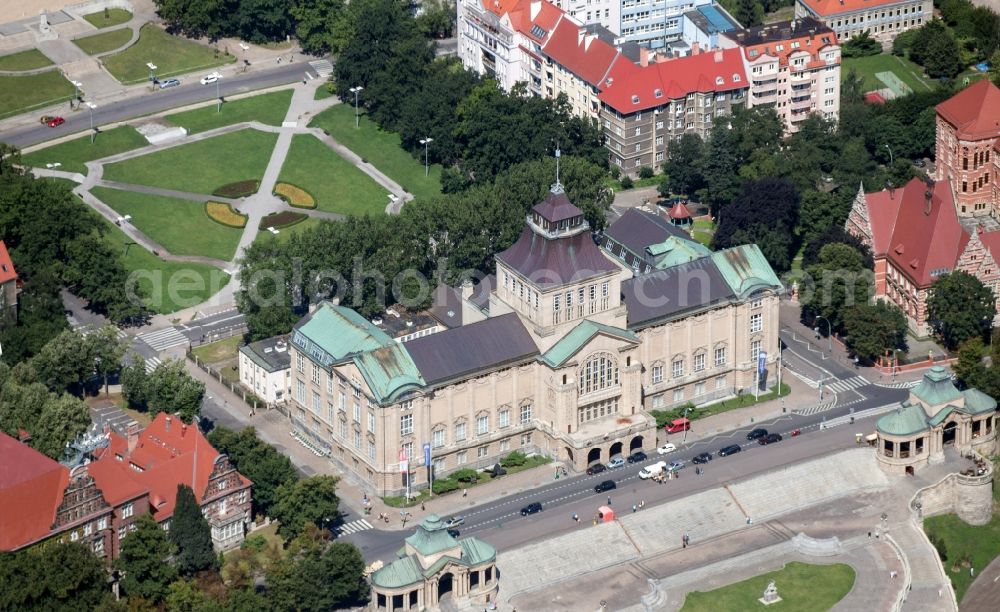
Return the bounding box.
[926,271,996,350]
[170,484,218,576]
[121,358,205,423]
[272,475,340,541]
[843,300,909,363]
[0,542,111,611]
[116,514,178,603]
[206,426,298,518]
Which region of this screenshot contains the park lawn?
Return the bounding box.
[84,8,133,28]
[256,216,327,245]
[0,71,75,119]
[92,186,243,262]
[279,134,389,216]
[102,24,233,84]
[102,128,276,195]
[315,85,334,100]
[165,89,293,133]
[191,335,242,365]
[680,562,855,612]
[842,54,934,94]
[73,28,133,55]
[309,104,442,201]
[0,49,53,71]
[21,125,148,175]
[98,215,229,314]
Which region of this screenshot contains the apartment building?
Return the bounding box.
[551,0,620,31]
[721,17,841,132]
[0,240,18,322]
[794,0,931,43]
[618,0,713,48]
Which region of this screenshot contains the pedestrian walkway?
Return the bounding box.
[137,326,188,351]
[794,400,837,416]
[825,375,868,393]
[335,518,374,537]
[309,59,333,78]
[144,355,162,373]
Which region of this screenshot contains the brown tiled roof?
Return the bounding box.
[622,256,735,328]
[604,208,688,257]
[497,226,619,287]
[532,190,584,223]
[935,80,1000,141]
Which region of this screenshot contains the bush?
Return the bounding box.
[204,201,247,228]
[431,477,460,495]
[213,180,259,198]
[842,31,882,58]
[500,450,527,468]
[273,182,316,209]
[259,211,307,230]
[638,166,654,179]
[451,468,479,483]
[610,166,621,180]
[620,175,634,189]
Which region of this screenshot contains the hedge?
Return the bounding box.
[205,201,248,228]
[213,180,259,198]
[273,182,316,209]
[259,211,308,230]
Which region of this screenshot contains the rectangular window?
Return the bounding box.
[652,394,664,409]
[456,451,467,465]
[694,354,705,372]
[311,364,320,385]
[652,365,663,384]
[400,414,413,436]
[98,517,108,530]
[714,347,727,367]
[338,393,346,411]
[340,419,348,439]
[296,380,306,403]
[367,411,376,433]
[751,340,762,362]
[118,526,126,541]
[520,433,532,446]
[353,430,361,449]
[478,445,489,458]
[326,373,334,394]
[520,404,532,423]
[695,382,706,396]
[672,359,684,378]
[477,415,489,435]
[353,403,361,423]
[500,439,510,452]
[296,352,304,373]
[122,503,134,519]
[499,409,510,428]
[672,388,684,402]
[455,422,466,441]
[368,440,376,460]
[749,313,763,333]
[311,391,321,414]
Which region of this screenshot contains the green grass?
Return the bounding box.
[0,71,75,120]
[92,186,243,261]
[314,85,334,100]
[102,128,276,195]
[309,104,442,201]
[164,89,293,133]
[191,335,242,364]
[680,562,855,612]
[692,218,714,247]
[102,24,233,84]
[256,216,327,244]
[21,125,148,175]
[99,215,229,314]
[652,384,791,428]
[0,49,53,71]
[278,134,389,216]
[84,8,133,28]
[73,28,133,56]
[842,54,934,94]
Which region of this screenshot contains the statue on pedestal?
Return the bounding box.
[759,580,782,606]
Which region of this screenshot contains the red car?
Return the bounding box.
[45,116,65,128]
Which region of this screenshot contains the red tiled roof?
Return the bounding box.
[0,433,68,551]
[735,27,838,69]
[864,91,886,105]
[541,18,621,88]
[485,0,564,44]
[90,413,250,521]
[798,0,906,16]
[978,229,1000,263]
[866,178,967,287]
[935,80,1000,141]
[0,241,16,285]
[598,49,747,113]
[669,202,692,219]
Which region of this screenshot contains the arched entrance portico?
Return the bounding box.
[587,447,602,465]
[438,572,454,603]
[609,441,623,458]
[943,422,958,445]
[565,447,575,464]
[629,435,644,453]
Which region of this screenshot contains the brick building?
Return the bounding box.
[0,240,19,322]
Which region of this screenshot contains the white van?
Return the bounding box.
[638,461,667,479]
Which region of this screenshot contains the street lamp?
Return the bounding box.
[216,77,221,113]
[813,316,832,351]
[884,143,893,165]
[419,137,433,177]
[681,405,691,443]
[349,86,363,128]
[70,80,83,106]
[85,102,97,143]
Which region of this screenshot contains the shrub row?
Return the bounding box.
[205,201,247,228]
[259,211,308,230]
[273,182,315,209]
[213,180,259,198]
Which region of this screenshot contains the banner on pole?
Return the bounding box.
[423,442,431,466]
[399,448,408,473]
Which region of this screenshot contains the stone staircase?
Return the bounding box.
[890,522,957,612]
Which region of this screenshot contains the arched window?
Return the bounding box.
[579,353,619,395]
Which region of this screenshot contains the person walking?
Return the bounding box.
[463,488,468,498]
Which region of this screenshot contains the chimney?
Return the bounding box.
[924,190,933,215]
[181,423,188,437]
[691,41,700,55]
[165,416,172,432]
[713,49,723,63]
[460,279,475,300]
[127,422,140,455]
[888,185,895,199]
[640,46,650,67]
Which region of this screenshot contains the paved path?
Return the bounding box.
[96,180,243,205]
[961,553,1000,612]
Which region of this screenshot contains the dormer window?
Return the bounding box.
[654,88,662,98]
[733,74,741,82]
[715,76,724,85]
[749,49,758,57]
[631,95,639,104]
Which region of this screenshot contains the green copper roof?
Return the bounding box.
[648,236,711,269]
[711,244,784,299]
[459,537,496,565]
[291,302,394,366]
[539,320,638,367]
[371,555,423,589]
[877,402,929,436]
[911,366,963,407]
[353,344,425,403]
[928,405,957,428]
[404,514,460,557]
[961,388,997,414]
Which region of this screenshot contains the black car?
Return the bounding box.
[746,428,768,441]
[758,433,783,445]
[692,452,713,464]
[718,444,742,457]
[594,479,616,493]
[586,463,607,475]
[627,451,648,464]
[447,529,460,537]
[520,502,543,516]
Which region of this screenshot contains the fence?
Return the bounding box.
[189,323,247,347]
[187,348,265,410]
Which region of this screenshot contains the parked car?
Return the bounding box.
[44,116,64,128]
[520,502,543,516]
[666,460,686,472]
[746,428,768,441]
[607,457,625,469]
[692,452,713,464]
[443,516,465,529]
[594,479,616,493]
[447,529,460,537]
[39,115,56,125]
[718,444,742,457]
[758,433,783,445]
[586,463,607,475]
[200,72,222,85]
[160,78,181,88]
[656,442,677,455]
[627,450,648,464]
[914,158,926,168]
[638,461,667,479]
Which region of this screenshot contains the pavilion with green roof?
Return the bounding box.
[369,514,498,611]
[875,366,998,474]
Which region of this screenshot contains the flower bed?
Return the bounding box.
[205,201,248,228]
[213,180,259,198]
[259,211,308,230]
[273,182,316,209]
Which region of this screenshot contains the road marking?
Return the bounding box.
[824,376,869,393]
[138,326,188,351]
[144,356,162,373]
[335,519,373,537]
[309,59,333,78]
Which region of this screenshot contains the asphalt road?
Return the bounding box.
[1,62,314,149]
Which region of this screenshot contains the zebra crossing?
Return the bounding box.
[144,356,163,373]
[877,380,920,389]
[822,375,869,394]
[137,326,189,351]
[334,519,374,537]
[794,401,836,416]
[309,59,333,78]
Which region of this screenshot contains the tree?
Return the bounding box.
[31,393,92,460]
[88,325,127,396]
[0,542,111,611]
[271,475,340,541]
[843,301,908,363]
[700,120,740,213]
[207,426,298,518]
[166,578,223,612]
[416,0,455,39]
[170,484,217,576]
[265,538,367,611]
[0,363,91,461]
[734,0,763,28]
[800,243,873,333]
[989,49,1000,88]
[292,0,346,55]
[926,271,996,349]
[841,31,882,57]
[840,68,866,105]
[125,359,206,423]
[116,514,178,603]
[712,177,800,272]
[237,0,296,44]
[911,20,962,79]
[660,133,704,196]
[29,329,95,394]
[953,337,987,389]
